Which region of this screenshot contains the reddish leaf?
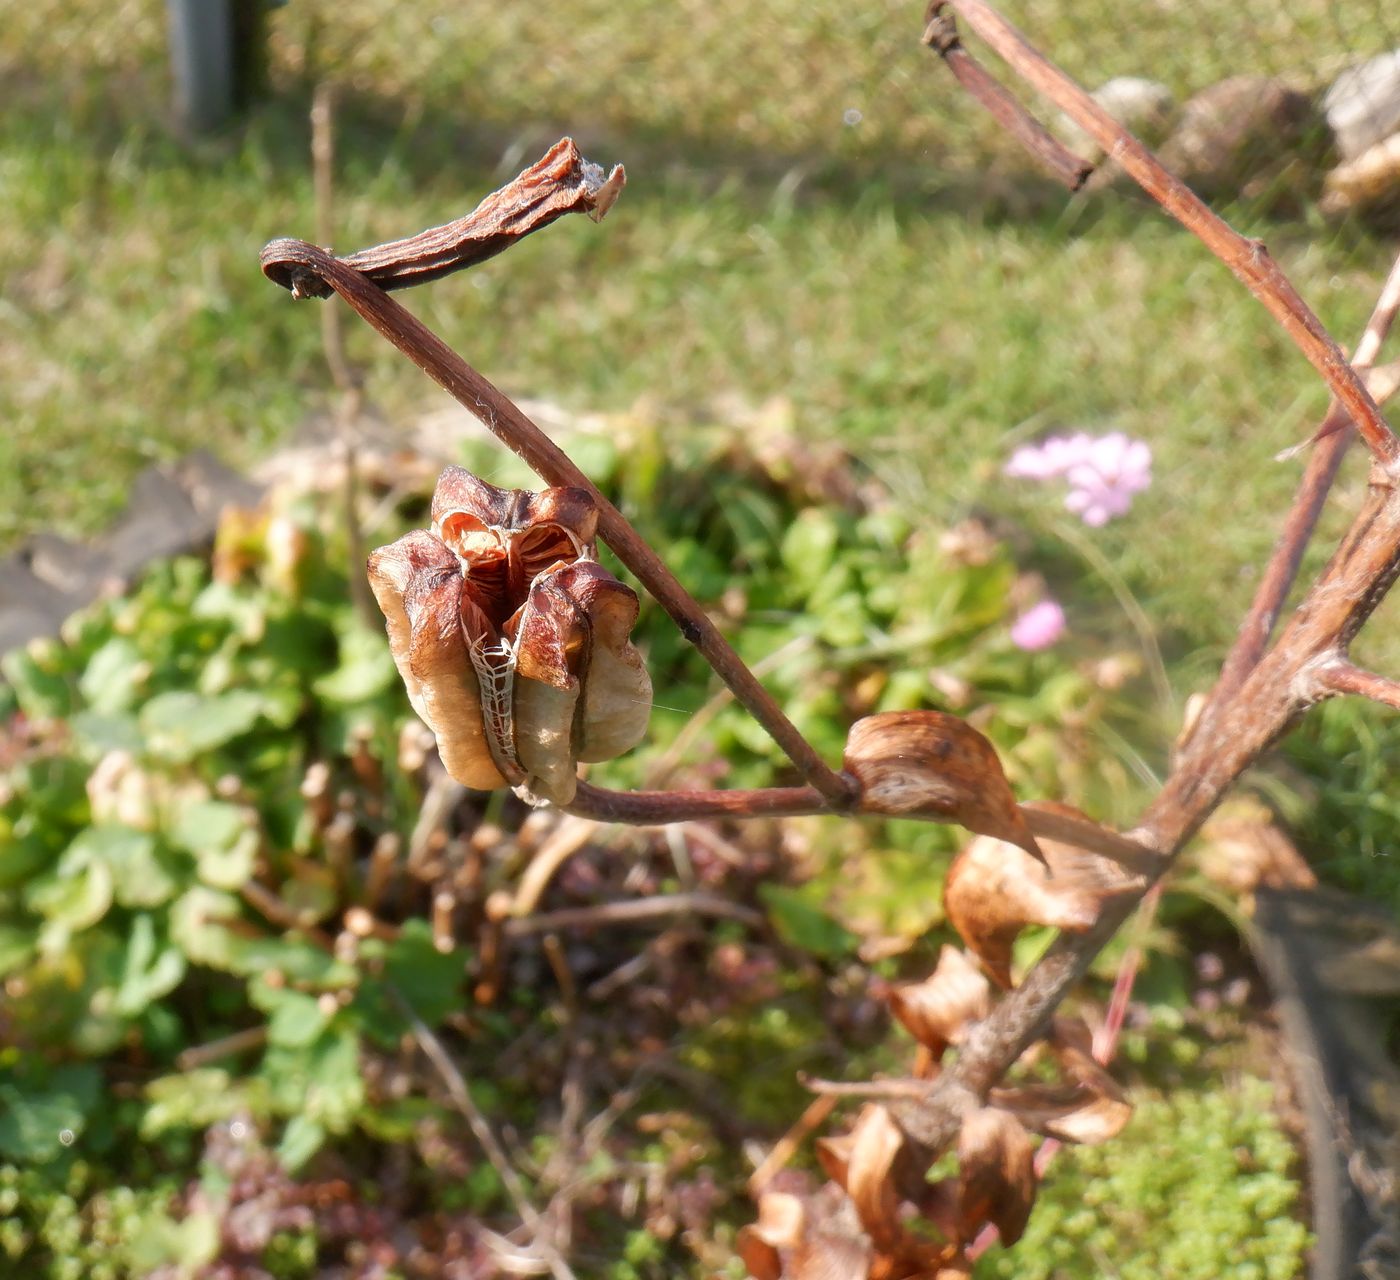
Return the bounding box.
[845,712,1044,863]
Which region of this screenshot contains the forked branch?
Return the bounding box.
[931,0,1400,468]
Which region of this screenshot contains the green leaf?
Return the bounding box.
[1,643,72,718]
[24,859,114,931]
[263,1026,364,1133]
[0,924,36,977]
[78,637,146,714]
[258,986,333,1049]
[67,825,181,908]
[125,1210,220,1276]
[385,919,466,1025]
[780,508,841,591]
[0,1062,101,1161]
[758,884,859,959]
[141,1069,267,1137]
[113,914,187,1017]
[170,887,354,984]
[277,1114,326,1173]
[355,919,468,1045]
[139,690,265,763]
[0,833,55,890]
[167,800,258,890]
[68,710,144,756]
[313,624,397,705]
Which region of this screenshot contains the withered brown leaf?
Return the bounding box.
[991,1018,1132,1145]
[885,945,991,1063]
[844,712,1045,863]
[956,1108,1036,1246]
[943,802,1139,987]
[368,468,651,806]
[845,1105,906,1254]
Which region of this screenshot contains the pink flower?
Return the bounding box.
[1004,433,1094,479]
[1010,599,1067,651]
[1005,431,1152,525]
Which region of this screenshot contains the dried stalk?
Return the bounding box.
[920,9,1092,191]
[501,892,764,938]
[934,0,1400,468]
[1310,659,1400,711]
[393,989,578,1280]
[259,235,855,810]
[1205,250,1400,715]
[265,138,623,299]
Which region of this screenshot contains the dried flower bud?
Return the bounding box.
[368,469,651,806]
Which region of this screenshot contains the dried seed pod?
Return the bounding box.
[368,469,652,806]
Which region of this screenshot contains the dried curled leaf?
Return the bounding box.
[368,468,652,806]
[944,802,1139,987]
[1194,797,1316,894]
[957,1108,1036,1246]
[885,945,991,1063]
[992,1018,1132,1145]
[264,137,626,297]
[740,1183,873,1280]
[845,711,1044,862]
[845,1105,906,1253]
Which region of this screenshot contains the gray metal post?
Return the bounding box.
[166,0,235,133]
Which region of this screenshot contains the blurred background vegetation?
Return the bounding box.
[2,1,1400,1276]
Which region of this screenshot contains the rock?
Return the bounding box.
[170,449,261,521]
[1322,131,1400,219]
[21,533,117,601]
[1324,49,1400,160]
[103,467,209,580]
[1057,76,1175,160]
[1157,76,1327,207]
[0,559,73,655]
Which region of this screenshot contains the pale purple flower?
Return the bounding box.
[1010,599,1067,651]
[1005,431,1151,525]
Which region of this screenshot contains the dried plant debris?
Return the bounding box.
[943,803,1140,987]
[990,1018,1133,1146]
[746,1102,1034,1277]
[844,711,1045,864]
[884,945,991,1067]
[368,467,651,806]
[263,137,625,298]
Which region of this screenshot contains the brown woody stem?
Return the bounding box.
[1199,249,1400,720]
[1310,659,1400,711]
[937,0,1400,468]
[893,474,1400,1163]
[259,240,856,810]
[921,8,1092,191]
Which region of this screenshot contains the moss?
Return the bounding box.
[979,1079,1310,1280]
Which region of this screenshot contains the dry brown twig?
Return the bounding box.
[261,57,1400,1260]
